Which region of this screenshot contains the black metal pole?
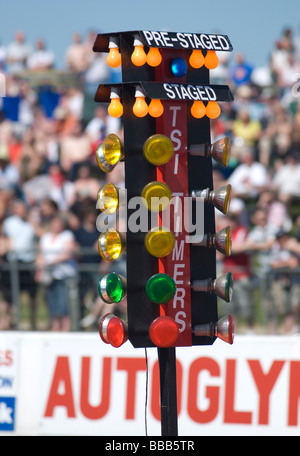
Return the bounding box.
[157,347,178,436]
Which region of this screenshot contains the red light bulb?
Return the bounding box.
[149,316,179,347]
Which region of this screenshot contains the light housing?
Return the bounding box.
[149,316,179,347]
[143,134,174,165]
[193,315,234,345]
[98,272,127,303]
[98,228,126,261]
[141,181,172,212]
[96,133,124,173]
[189,137,231,167]
[191,184,232,214]
[99,313,128,347]
[144,226,175,258]
[146,273,176,304]
[192,272,233,302]
[97,183,119,214]
[192,226,232,256]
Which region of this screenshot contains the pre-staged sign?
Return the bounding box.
[2,332,300,436]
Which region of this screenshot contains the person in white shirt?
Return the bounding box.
[228,147,270,199]
[36,215,77,331]
[27,39,54,71]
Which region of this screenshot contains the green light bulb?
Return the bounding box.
[146,273,176,304]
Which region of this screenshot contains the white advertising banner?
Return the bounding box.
[0,331,300,436]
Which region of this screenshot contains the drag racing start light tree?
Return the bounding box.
[93,30,234,351]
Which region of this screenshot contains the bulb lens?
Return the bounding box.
[145,226,175,258]
[170,57,187,77]
[141,181,171,212]
[98,273,126,303]
[98,229,125,261]
[143,134,174,165]
[97,183,119,214]
[149,316,179,347]
[146,273,176,304]
[225,272,233,302]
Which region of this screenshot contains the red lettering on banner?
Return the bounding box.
[187,357,220,423]
[151,359,183,420]
[80,357,112,420]
[116,357,147,420]
[0,350,13,366]
[248,359,285,425]
[44,356,75,417]
[224,359,252,424]
[288,361,300,426]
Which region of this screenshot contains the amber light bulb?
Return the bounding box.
[106,37,121,68]
[206,101,221,119]
[146,47,162,67]
[189,49,205,69]
[108,88,123,118]
[131,35,147,66]
[191,100,206,119]
[204,50,219,69]
[148,99,164,118]
[133,87,148,117]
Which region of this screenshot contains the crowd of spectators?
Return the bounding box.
[1,27,300,334]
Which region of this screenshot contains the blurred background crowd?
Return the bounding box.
[1,27,300,334]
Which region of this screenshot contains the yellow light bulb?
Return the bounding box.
[189,49,205,69]
[106,37,121,68]
[145,226,175,258]
[107,47,121,68]
[148,99,164,118]
[191,100,206,119]
[108,88,123,118]
[131,36,147,66]
[206,101,221,119]
[146,47,162,67]
[204,50,219,69]
[133,88,148,117]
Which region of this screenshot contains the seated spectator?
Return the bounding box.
[256,190,292,232]
[272,149,300,204]
[59,121,92,178]
[0,143,20,192]
[228,147,270,200]
[232,108,261,158]
[27,39,54,71]
[36,215,77,331]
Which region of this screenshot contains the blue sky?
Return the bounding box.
[0,0,299,68]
